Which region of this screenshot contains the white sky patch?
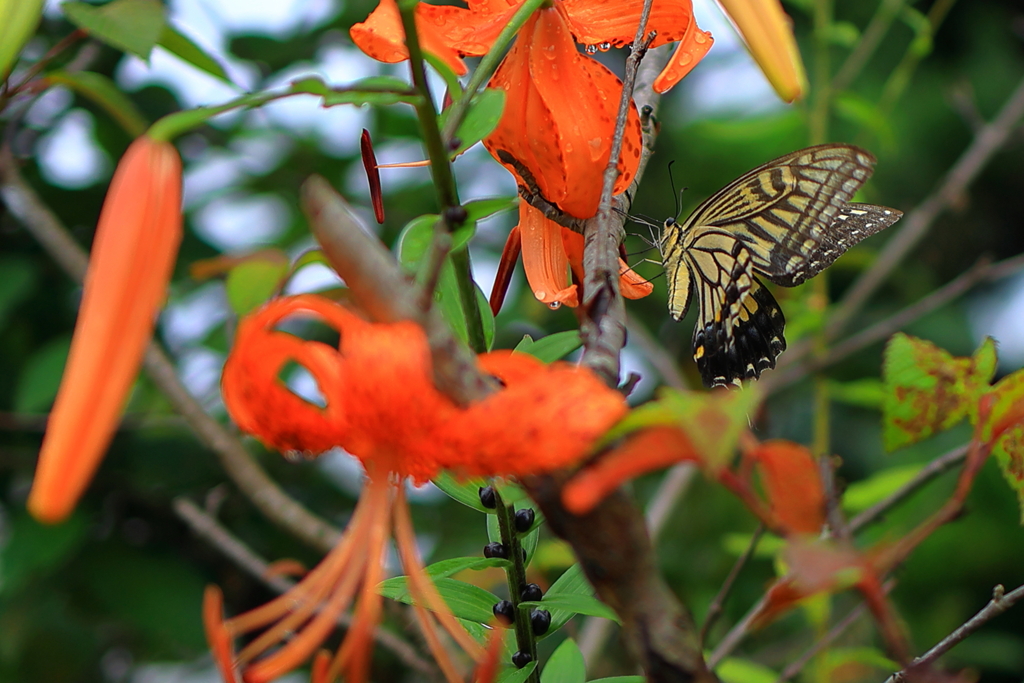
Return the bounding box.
[970,274,1024,371]
[622,341,657,404]
[193,192,291,251]
[24,86,73,129]
[36,109,112,189]
[162,283,230,351]
[284,263,345,295]
[319,449,366,497]
[176,347,225,410]
[347,138,434,197]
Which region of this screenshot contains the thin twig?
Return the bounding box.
[0,146,342,553]
[775,580,896,683]
[172,497,437,676]
[830,0,906,92]
[885,583,1024,682]
[701,525,766,648]
[765,254,1024,392]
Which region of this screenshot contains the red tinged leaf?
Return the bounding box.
[882,334,997,451]
[563,426,699,514]
[361,128,385,224]
[977,368,1024,521]
[750,440,825,535]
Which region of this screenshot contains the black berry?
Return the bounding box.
[514,508,536,532]
[512,651,533,668]
[530,609,551,636]
[520,583,542,602]
[483,542,508,559]
[492,600,514,626]
[478,486,496,509]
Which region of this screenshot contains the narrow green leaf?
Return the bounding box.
[514,331,583,363]
[444,88,506,155]
[522,593,619,623]
[424,51,463,100]
[15,336,71,413]
[46,70,149,137]
[715,658,778,683]
[158,24,231,83]
[0,512,88,597]
[464,197,517,223]
[540,639,586,683]
[431,472,492,512]
[589,678,646,683]
[147,89,282,140]
[521,523,541,566]
[395,214,440,271]
[377,576,499,624]
[882,334,998,451]
[423,556,509,579]
[292,249,331,271]
[0,0,44,79]
[544,564,596,632]
[225,259,289,316]
[451,220,477,253]
[497,661,537,683]
[827,377,884,410]
[842,465,923,513]
[291,75,421,107]
[62,0,165,60]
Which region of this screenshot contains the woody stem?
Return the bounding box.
[493,488,539,682]
[397,0,488,353]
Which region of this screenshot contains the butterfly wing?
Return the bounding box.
[676,230,786,387]
[681,144,902,287]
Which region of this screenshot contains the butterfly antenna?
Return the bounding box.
[667,160,687,221]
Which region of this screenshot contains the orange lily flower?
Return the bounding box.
[210,295,627,682]
[28,136,182,524]
[717,0,807,103]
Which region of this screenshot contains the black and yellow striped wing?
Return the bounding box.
[660,144,902,389]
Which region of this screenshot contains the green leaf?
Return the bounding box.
[820,647,898,676]
[377,576,499,623]
[436,262,495,350]
[979,369,1024,522]
[514,331,583,363]
[882,334,997,451]
[0,256,37,332]
[396,214,440,271]
[443,88,506,155]
[842,464,923,513]
[292,249,331,271]
[544,564,597,632]
[834,92,893,149]
[158,24,231,83]
[828,377,884,410]
[722,532,784,559]
[0,0,44,80]
[45,70,149,137]
[589,678,645,683]
[463,197,517,223]
[423,556,509,579]
[451,220,477,253]
[827,21,860,47]
[424,51,463,100]
[0,512,88,596]
[715,657,778,683]
[225,258,290,316]
[540,639,586,683]
[497,661,537,683]
[523,593,619,624]
[521,523,541,567]
[605,386,761,471]
[431,471,492,513]
[15,335,71,413]
[147,89,281,141]
[62,0,165,60]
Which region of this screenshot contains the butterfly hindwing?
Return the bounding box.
[659,143,902,388]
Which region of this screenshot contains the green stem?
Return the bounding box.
[440,0,546,143]
[876,0,957,116]
[397,0,488,353]
[830,0,906,93]
[493,488,539,683]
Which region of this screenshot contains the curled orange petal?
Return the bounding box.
[28,136,182,523]
[750,440,825,535]
[653,18,714,93]
[519,203,578,308]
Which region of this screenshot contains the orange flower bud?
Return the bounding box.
[28,136,182,523]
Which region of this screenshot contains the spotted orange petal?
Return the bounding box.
[349,0,471,75]
[559,0,703,50]
[519,203,578,307]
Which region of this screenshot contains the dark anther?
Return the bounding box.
[513,507,535,532]
[530,609,551,636]
[448,136,462,151]
[492,600,515,626]
[520,583,542,602]
[512,651,533,669]
[483,542,508,559]
[478,486,497,509]
[444,205,468,225]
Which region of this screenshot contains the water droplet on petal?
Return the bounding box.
[548,301,562,310]
[585,44,598,54]
[599,42,611,52]
[694,32,708,44]
[680,53,693,65]
[535,291,546,300]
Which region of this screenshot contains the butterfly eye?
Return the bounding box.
[664,217,676,227]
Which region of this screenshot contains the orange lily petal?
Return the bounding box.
[563,426,698,514]
[562,228,653,300]
[717,0,807,103]
[451,350,628,477]
[203,586,241,683]
[484,9,641,219]
[28,136,182,524]
[750,440,825,535]
[349,0,471,75]
[559,0,703,50]
[519,203,578,307]
[653,17,714,93]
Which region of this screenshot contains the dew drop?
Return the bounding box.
[548,301,562,310]
[284,450,304,463]
[535,291,546,299]
[679,53,693,65]
[586,44,599,54]
[599,42,611,52]
[694,32,707,44]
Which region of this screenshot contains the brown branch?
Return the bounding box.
[172,497,437,677]
[0,145,343,553]
[701,525,766,647]
[886,583,1024,682]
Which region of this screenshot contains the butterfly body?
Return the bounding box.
[659,144,902,389]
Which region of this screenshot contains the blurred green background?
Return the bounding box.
[1,0,1023,681]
